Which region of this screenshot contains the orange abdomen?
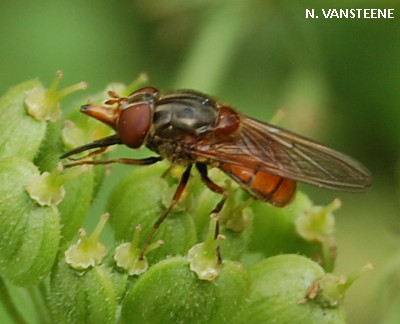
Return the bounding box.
[219,163,296,207]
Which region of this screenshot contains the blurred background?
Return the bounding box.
[0,0,399,323]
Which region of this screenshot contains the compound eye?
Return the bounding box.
[117,103,152,148]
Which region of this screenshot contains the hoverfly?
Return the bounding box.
[61,87,372,257]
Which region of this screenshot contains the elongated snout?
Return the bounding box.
[80,104,120,130]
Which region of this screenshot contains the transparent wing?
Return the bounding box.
[191,116,372,192]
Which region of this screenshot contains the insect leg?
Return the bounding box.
[139,164,193,259]
[63,156,162,168]
[196,163,228,264]
[195,163,228,213]
[65,146,109,161]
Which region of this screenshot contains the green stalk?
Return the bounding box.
[321,239,334,273]
[0,276,27,324]
[27,286,51,324]
[173,2,249,92]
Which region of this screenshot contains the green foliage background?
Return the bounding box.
[0,0,399,323]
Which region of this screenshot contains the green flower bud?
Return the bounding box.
[49,261,116,324]
[240,254,346,324]
[188,215,225,280]
[25,71,87,122]
[0,157,60,286]
[302,262,373,307]
[26,164,66,207]
[296,198,341,272]
[0,79,46,160]
[65,213,109,270]
[296,198,340,241]
[114,224,164,276]
[120,257,248,324]
[0,72,87,161]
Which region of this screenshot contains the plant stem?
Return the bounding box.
[173,2,249,92]
[27,285,51,324]
[0,276,27,324]
[321,240,334,273]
